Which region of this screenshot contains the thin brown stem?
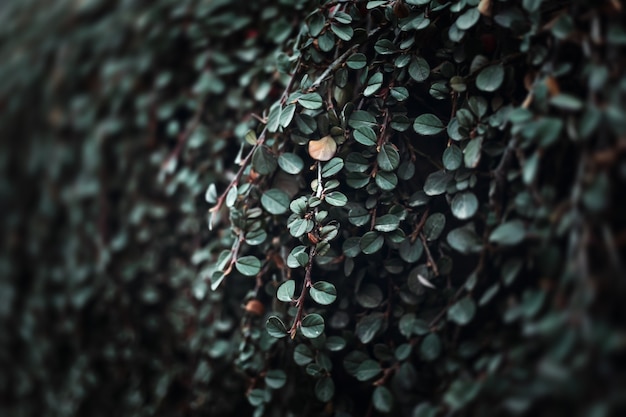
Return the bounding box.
[420,232,440,276]
[209,61,303,229]
[289,246,316,338]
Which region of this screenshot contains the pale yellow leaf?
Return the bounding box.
[478,0,492,16]
[308,135,337,161]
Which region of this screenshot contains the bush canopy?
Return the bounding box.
[1,1,625,416]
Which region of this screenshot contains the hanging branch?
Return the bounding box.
[209,60,302,229]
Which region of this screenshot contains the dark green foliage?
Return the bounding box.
[2,1,626,417]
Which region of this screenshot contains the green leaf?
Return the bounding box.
[377,144,400,171]
[409,56,430,82]
[356,313,385,344]
[356,283,384,308]
[310,281,337,305]
[298,92,324,110]
[374,214,400,233]
[414,113,445,135]
[267,104,282,132]
[450,76,467,92]
[252,145,277,175]
[322,157,344,177]
[479,283,500,306]
[374,38,397,55]
[522,152,539,185]
[326,336,347,351]
[550,94,583,111]
[390,86,409,101]
[347,53,367,69]
[288,218,314,238]
[247,389,266,406]
[448,296,477,326]
[333,11,352,24]
[308,13,325,37]
[528,117,563,147]
[399,239,424,263]
[373,386,394,413]
[331,23,353,41]
[287,245,309,268]
[315,377,335,402]
[375,171,398,190]
[444,379,482,411]
[451,192,478,219]
[325,191,348,207]
[523,0,543,12]
[420,333,441,361]
[235,256,261,276]
[345,154,371,174]
[294,344,314,365]
[360,231,384,254]
[464,136,483,168]
[391,114,411,131]
[447,227,483,254]
[301,313,325,338]
[296,113,317,134]
[354,126,377,146]
[423,170,452,196]
[266,316,288,338]
[423,213,446,241]
[349,110,377,129]
[395,343,412,361]
[456,8,480,30]
[279,103,296,128]
[210,271,226,291]
[367,0,388,8]
[489,220,525,246]
[261,188,290,215]
[476,65,504,92]
[447,117,465,141]
[398,161,415,180]
[364,72,384,97]
[349,206,371,226]
[355,359,382,381]
[278,153,304,174]
[305,363,324,378]
[245,228,267,246]
[468,96,488,118]
[413,403,438,417]
[225,185,238,207]
[443,145,463,170]
[318,30,336,52]
[343,236,362,258]
[244,130,257,145]
[265,369,287,389]
[277,280,295,302]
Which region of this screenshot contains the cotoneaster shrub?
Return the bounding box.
[2,1,626,417]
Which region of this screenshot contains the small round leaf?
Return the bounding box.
[451,192,478,219]
[266,316,288,338]
[277,280,295,302]
[235,255,261,276]
[414,113,445,135]
[310,281,337,305]
[373,385,394,413]
[261,189,290,215]
[476,65,504,92]
[447,296,477,326]
[301,313,325,338]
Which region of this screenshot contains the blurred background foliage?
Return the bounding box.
[0,0,304,415]
[1,1,626,417]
